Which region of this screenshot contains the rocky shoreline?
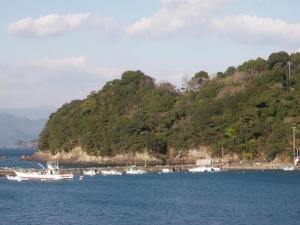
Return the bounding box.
[1,162,299,178]
[21,147,212,166]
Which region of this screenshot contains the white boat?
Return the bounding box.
[283,167,295,171]
[161,168,172,173]
[101,170,122,176]
[295,157,300,165]
[125,166,146,175]
[83,170,97,176]
[212,167,221,172]
[6,175,28,182]
[188,166,221,173]
[7,161,74,181]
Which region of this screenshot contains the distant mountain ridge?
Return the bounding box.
[0,113,46,146]
[0,106,55,120]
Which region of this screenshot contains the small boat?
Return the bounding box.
[125,166,146,175]
[101,170,122,176]
[161,168,172,173]
[83,170,97,176]
[188,166,221,173]
[283,167,295,171]
[7,161,73,181]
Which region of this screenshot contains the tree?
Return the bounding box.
[238,57,268,73]
[225,66,236,76]
[188,71,209,92]
[268,51,290,69]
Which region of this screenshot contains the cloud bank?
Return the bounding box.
[126,0,229,38]
[0,57,121,108]
[8,13,118,38]
[126,0,300,47]
[211,14,300,45]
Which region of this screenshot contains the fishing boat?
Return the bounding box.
[6,161,74,181]
[101,170,122,176]
[125,166,146,175]
[188,166,221,173]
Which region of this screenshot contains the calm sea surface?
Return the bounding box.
[0,148,300,225]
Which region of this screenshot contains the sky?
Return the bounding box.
[1,0,300,108]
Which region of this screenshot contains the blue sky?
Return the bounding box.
[1,0,300,108]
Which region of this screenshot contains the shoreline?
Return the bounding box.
[1,162,299,177]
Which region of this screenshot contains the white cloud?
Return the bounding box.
[0,57,121,108]
[211,14,300,45]
[8,13,118,38]
[126,0,300,47]
[126,0,229,38]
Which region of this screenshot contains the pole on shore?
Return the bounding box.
[221,146,224,166]
[288,61,291,89]
[144,148,147,167]
[292,127,296,158]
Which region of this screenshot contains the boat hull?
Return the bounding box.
[188,166,221,173]
[101,170,122,175]
[12,171,74,181]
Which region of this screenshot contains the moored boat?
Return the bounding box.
[283,167,295,171]
[188,166,221,173]
[6,175,28,182]
[161,168,172,173]
[101,170,122,176]
[125,166,146,175]
[83,170,97,176]
[7,161,73,181]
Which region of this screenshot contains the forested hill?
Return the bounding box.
[39,51,300,161]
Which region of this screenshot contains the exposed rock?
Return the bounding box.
[24,147,162,165]
[23,146,212,165]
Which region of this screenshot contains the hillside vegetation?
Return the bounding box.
[39,51,300,161]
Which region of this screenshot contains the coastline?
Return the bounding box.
[18,147,299,171]
[1,163,299,177]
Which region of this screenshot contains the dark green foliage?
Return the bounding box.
[238,57,268,73]
[268,51,290,69]
[194,71,209,79]
[39,52,300,160]
[225,66,236,76]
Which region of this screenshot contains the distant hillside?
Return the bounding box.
[0,106,55,120]
[39,51,300,161]
[0,113,46,146]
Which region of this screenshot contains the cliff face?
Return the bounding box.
[28,147,211,165]
[38,52,300,161]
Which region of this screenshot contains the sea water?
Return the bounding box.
[0,148,300,225]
